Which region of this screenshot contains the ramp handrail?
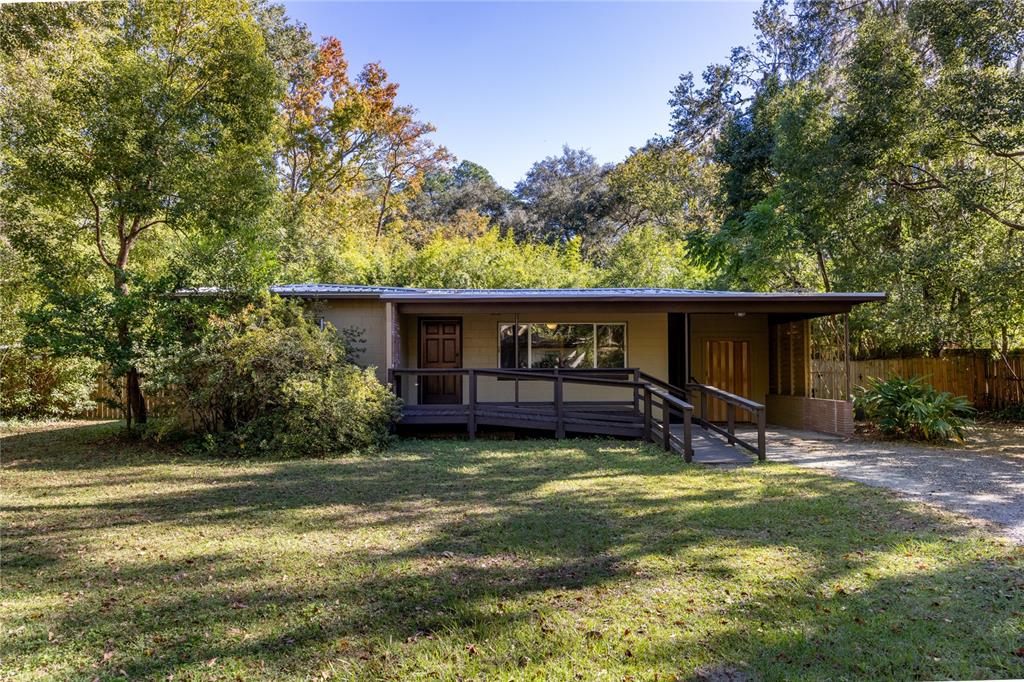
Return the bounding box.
[684,381,766,461]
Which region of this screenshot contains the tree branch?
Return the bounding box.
[85,186,113,268]
[134,217,168,236]
[898,164,1024,232]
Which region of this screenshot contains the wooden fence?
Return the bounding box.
[812,353,1024,410]
[78,377,178,420]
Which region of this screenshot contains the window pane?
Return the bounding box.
[596,324,626,368]
[530,324,594,368]
[499,324,528,368]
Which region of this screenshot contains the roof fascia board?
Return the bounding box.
[380,293,886,304]
[395,301,865,315]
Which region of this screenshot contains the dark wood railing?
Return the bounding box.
[388,367,767,462]
[684,381,766,461]
[638,372,766,461]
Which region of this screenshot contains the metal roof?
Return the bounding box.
[269,283,886,304]
[270,284,409,297]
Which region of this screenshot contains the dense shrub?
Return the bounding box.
[0,348,97,419]
[162,298,400,456]
[990,402,1024,422]
[854,375,975,442]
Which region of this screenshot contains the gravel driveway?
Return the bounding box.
[767,427,1024,543]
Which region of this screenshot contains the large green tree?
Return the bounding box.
[0,0,280,425]
[670,0,1024,355]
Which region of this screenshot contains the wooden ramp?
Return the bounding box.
[674,425,755,465]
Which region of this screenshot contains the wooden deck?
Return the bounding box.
[402,402,646,438]
[391,368,769,462]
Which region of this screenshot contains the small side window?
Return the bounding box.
[315,316,326,331]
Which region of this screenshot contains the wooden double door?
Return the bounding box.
[419,318,462,404]
[703,339,752,422]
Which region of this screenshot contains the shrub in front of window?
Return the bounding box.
[163,299,400,456]
[853,375,974,443]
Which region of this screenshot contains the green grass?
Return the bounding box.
[2,422,1023,681]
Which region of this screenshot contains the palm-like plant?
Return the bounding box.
[853,375,975,442]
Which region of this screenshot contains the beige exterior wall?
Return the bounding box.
[399,311,668,405]
[314,304,789,420]
[689,313,770,408]
[317,300,389,382]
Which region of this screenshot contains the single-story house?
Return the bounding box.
[273,284,884,459]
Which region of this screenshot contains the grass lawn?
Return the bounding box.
[2,422,1023,681]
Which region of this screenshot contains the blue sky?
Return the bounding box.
[283,2,759,188]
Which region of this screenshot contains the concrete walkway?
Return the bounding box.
[672,424,1024,542]
[766,428,1024,543]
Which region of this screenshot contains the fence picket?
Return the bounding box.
[77,376,177,421]
[812,353,1024,410]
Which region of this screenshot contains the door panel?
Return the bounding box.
[703,339,751,422]
[420,319,462,404]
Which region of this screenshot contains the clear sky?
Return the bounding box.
[282,1,760,188]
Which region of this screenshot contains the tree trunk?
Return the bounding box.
[815,248,831,292]
[114,268,147,427]
[127,366,147,425]
[374,176,394,242]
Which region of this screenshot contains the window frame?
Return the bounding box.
[496,322,629,369]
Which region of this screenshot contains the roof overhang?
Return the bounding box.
[268,285,886,318]
[392,300,874,317]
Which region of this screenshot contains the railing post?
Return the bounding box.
[661,396,671,452]
[633,369,641,415]
[699,390,708,429]
[757,408,767,461]
[726,403,735,445]
[467,370,477,440]
[554,375,565,439]
[643,389,653,441]
[683,408,693,463]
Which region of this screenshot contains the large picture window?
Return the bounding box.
[498,323,627,369]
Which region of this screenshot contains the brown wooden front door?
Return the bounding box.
[419,318,462,404]
[703,339,752,422]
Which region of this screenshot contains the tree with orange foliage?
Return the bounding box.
[278,36,449,240]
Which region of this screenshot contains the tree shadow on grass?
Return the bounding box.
[3,426,1023,679]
